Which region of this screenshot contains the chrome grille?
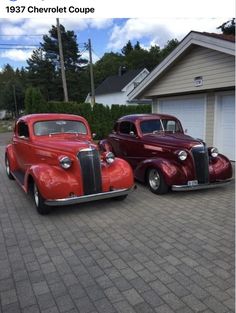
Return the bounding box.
[191,144,209,184]
[77,148,102,195]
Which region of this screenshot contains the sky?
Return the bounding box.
[0,0,234,71]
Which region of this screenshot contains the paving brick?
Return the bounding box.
[36,293,56,311]
[134,301,155,313]
[0,289,17,306]
[122,288,144,306]
[0,145,234,313]
[55,294,76,312]
[182,294,207,312]
[203,296,230,313]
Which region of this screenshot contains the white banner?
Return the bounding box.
[1,0,152,18]
[0,0,233,18]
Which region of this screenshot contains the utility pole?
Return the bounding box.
[56,18,69,102]
[88,39,95,107]
[12,84,18,118]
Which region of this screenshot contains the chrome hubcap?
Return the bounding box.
[149,169,160,190]
[34,184,39,207]
[6,158,10,175]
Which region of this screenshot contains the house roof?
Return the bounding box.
[95,69,145,95]
[201,32,235,43]
[128,31,235,100]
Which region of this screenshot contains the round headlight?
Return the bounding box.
[211,147,218,158]
[105,152,115,164]
[178,150,188,161]
[59,156,72,169]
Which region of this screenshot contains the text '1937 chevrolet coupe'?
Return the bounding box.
[100,114,232,194]
[5,114,134,214]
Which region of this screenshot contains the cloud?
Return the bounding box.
[106,16,228,51]
[0,49,33,61]
[0,18,113,39]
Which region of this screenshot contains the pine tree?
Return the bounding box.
[26,24,88,102]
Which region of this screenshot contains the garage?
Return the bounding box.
[158,96,206,140]
[214,93,235,161]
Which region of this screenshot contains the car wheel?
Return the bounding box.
[147,168,168,194]
[33,182,50,215]
[5,155,14,180]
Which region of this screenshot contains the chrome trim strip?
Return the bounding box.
[172,179,232,191]
[45,187,135,206]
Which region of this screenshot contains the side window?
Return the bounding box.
[112,122,119,134]
[120,122,130,134]
[17,122,29,138]
[119,121,137,135]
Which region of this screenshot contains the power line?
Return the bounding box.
[0,44,39,47]
[0,47,36,50]
[0,34,44,37]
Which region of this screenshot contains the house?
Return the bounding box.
[85,68,150,106]
[128,31,235,161]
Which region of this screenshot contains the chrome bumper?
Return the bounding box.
[45,186,135,206]
[172,179,232,191]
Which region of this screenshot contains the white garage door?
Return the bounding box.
[215,94,235,161]
[158,96,205,140]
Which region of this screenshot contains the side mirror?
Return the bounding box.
[184,129,188,134]
[129,131,135,136]
[92,133,96,138]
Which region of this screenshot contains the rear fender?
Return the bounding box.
[5,144,18,172]
[134,158,188,186]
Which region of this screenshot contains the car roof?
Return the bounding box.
[17,113,87,124]
[117,113,178,123]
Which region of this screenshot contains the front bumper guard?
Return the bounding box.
[172,179,232,191]
[45,186,135,206]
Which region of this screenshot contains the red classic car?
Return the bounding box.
[5,114,134,214]
[100,114,232,194]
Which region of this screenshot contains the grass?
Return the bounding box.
[0,120,14,133]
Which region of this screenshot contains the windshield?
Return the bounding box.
[140,119,182,134]
[34,120,87,136]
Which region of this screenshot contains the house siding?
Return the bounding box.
[144,46,235,97]
[95,92,127,106]
[205,93,215,146]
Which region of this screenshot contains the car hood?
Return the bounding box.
[34,137,97,154]
[142,132,203,149]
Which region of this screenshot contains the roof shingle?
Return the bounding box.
[95,69,144,95]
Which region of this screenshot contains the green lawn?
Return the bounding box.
[0,120,14,133]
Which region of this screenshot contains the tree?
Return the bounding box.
[93,52,125,86]
[25,87,46,114]
[160,39,179,60]
[217,18,235,35]
[134,41,141,50]
[121,40,133,56]
[0,64,25,116]
[26,24,88,102]
[26,48,56,101]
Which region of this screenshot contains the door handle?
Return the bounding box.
[113,138,120,141]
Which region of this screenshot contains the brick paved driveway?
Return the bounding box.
[0,137,234,313]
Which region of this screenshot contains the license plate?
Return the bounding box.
[187,180,198,186]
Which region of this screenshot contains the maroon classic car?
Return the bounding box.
[5,114,134,214]
[100,114,232,194]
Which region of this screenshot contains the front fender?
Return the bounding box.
[105,158,134,190]
[209,154,232,181]
[134,158,190,186]
[26,164,82,200]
